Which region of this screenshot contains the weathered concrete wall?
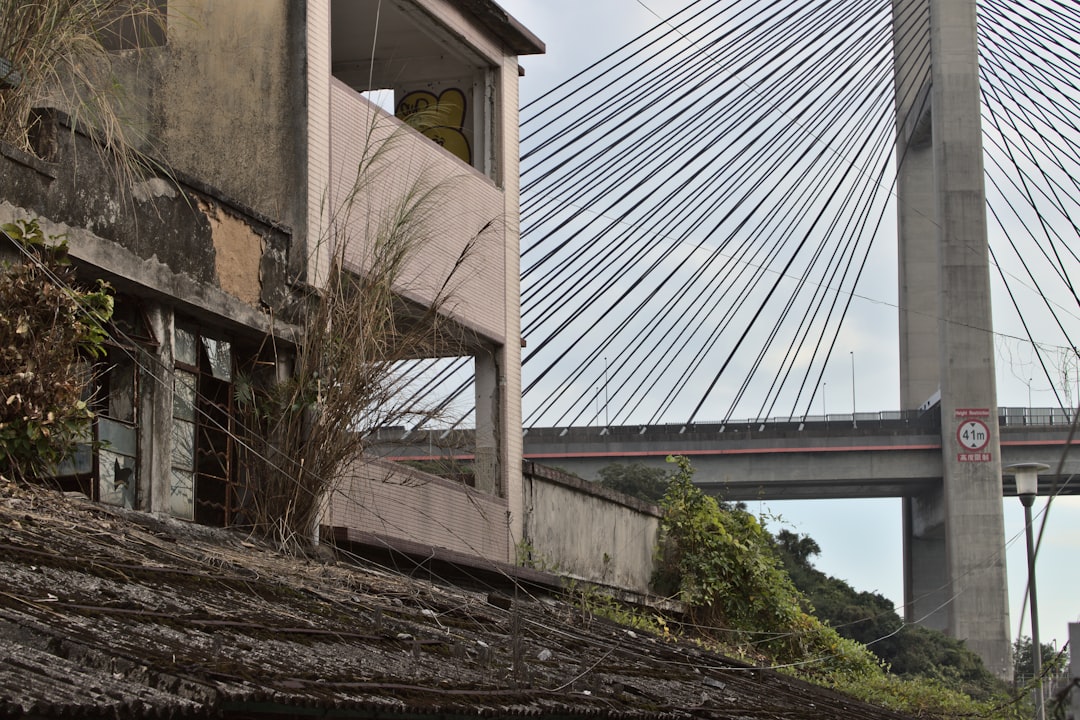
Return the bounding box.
[165,1,304,239]
[105,0,307,277]
[522,463,659,594]
[0,123,293,323]
[326,459,510,563]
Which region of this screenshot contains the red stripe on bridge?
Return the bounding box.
[383,437,1074,463]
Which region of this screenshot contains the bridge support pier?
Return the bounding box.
[902,492,948,632]
[893,0,1013,679]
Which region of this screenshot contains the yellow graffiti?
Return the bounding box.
[396,88,472,165]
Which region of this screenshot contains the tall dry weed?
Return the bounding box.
[235,115,496,552]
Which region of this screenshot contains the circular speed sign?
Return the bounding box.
[957,419,990,451]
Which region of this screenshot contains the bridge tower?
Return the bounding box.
[891,0,1012,677]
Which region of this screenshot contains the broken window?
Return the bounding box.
[170,323,239,526]
[97,354,138,508]
[48,361,96,495]
[49,296,152,507]
[330,0,499,178]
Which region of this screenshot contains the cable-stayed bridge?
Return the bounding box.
[506,0,1080,680]
[403,0,1080,680]
[515,0,1080,430]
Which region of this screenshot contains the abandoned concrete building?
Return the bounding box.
[0,1,544,563]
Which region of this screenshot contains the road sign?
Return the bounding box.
[958,419,989,451]
[956,410,991,462]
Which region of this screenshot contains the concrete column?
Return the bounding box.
[474,349,501,497]
[902,494,949,631]
[892,0,951,640]
[140,303,174,515]
[892,0,939,411]
[929,0,1012,679]
[498,51,526,562]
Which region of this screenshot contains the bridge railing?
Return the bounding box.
[1000,407,1078,427]
[523,409,935,438]
[368,407,1077,445]
[521,407,1077,437]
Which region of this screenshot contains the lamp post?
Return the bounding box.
[1008,461,1050,720]
[850,351,856,428]
[604,357,609,428]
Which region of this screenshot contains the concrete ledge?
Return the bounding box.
[523,460,661,516]
[0,200,302,344]
[0,141,57,179]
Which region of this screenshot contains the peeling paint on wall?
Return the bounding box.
[132,178,178,202]
[200,200,263,307]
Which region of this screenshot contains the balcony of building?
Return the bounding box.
[325,0,512,344]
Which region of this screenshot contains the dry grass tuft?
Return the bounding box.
[0,0,163,177]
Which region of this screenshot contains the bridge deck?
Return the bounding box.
[372,407,1079,502]
[518,408,1080,500]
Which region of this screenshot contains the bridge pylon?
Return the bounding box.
[892,0,1012,679]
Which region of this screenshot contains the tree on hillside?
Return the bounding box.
[773,529,1006,700]
[1012,635,1068,681]
[596,461,670,503]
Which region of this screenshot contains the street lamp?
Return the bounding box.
[850,351,856,428]
[1008,461,1050,720]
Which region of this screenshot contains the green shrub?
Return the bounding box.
[651,456,1022,718]
[0,219,112,480]
[653,455,878,675]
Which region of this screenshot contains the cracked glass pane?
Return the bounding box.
[174,371,196,421]
[202,337,232,381]
[175,325,197,366]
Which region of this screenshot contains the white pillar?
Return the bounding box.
[474,350,501,497]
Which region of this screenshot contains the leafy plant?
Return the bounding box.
[823,670,1024,720]
[570,581,674,640]
[653,455,876,673]
[0,218,113,481]
[515,538,560,573]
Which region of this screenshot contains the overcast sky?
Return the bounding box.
[500,0,1080,650]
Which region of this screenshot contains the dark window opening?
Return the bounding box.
[49,295,153,506]
[171,324,239,527]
